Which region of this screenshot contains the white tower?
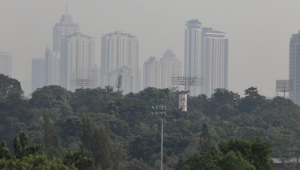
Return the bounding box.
[60,32,95,91]
[0,52,12,77]
[101,31,141,93]
[184,20,202,96]
[143,56,161,89]
[45,47,61,86]
[31,58,45,92]
[53,6,79,52]
[289,31,300,105]
[202,27,228,97]
[160,49,181,89]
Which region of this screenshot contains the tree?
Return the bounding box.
[221,151,255,170]
[13,132,40,159]
[43,112,64,159]
[203,88,239,119]
[199,124,213,154]
[183,148,222,170]
[30,85,72,116]
[0,132,79,170]
[218,138,252,161]
[238,87,266,113]
[184,138,273,170]
[71,87,122,113]
[128,130,160,162]
[63,149,93,170]
[0,141,11,160]
[219,138,273,170]
[126,158,153,170]
[81,116,114,169]
[0,74,23,99]
[250,138,273,170]
[105,101,118,115]
[116,75,122,92]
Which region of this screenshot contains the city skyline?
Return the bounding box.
[0,1,297,97]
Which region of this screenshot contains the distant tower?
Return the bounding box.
[101,31,141,93]
[0,52,12,77]
[143,56,161,89]
[202,27,228,97]
[31,58,45,92]
[53,5,79,52]
[160,49,181,89]
[60,32,95,91]
[289,31,300,105]
[45,47,61,86]
[184,20,202,96]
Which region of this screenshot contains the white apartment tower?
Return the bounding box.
[185,20,203,96]
[61,32,95,91]
[160,49,181,89]
[143,57,161,89]
[202,27,228,97]
[185,20,229,96]
[289,31,300,105]
[53,11,79,52]
[45,47,61,86]
[101,31,141,93]
[0,52,12,77]
[31,58,45,92]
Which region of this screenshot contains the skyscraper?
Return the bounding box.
[184,19,228,96]
[31,58,45,92]
[160,49,181,89]
[101,31,141,93]
[143,56,161,89]
[53,11,79,52]
[202,27,228,97]
[289,31,300,105]
[185,20,202,96]
[45,47,61,86]
[0,52,12,77]
[60,32,95,91]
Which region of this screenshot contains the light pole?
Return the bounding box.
[151,105,167,170]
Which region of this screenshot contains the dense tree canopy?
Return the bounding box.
[0,76,299,169]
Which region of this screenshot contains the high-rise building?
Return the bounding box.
[21,79,31,97]
[0,52,12,77]
[185,20,203,96]
[94,67,102,88]
[184,19,228,96]
[45,47,61,86]
[202,27,228,97]
[160,49,181,89]
[289,31,300,105]
[143,57,161,89]
[61,32,95,91]
[101,31,141,93]
[53,11,79,52]
[31,58,45,92]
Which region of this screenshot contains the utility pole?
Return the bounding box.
[151,105,167,170]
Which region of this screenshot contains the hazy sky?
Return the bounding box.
[0,0,299,97]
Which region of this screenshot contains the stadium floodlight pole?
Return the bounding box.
[276,80,292,98]
[151,105,167,170]
[171,76,203,93]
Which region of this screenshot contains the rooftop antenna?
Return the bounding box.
[66,2,68,14]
